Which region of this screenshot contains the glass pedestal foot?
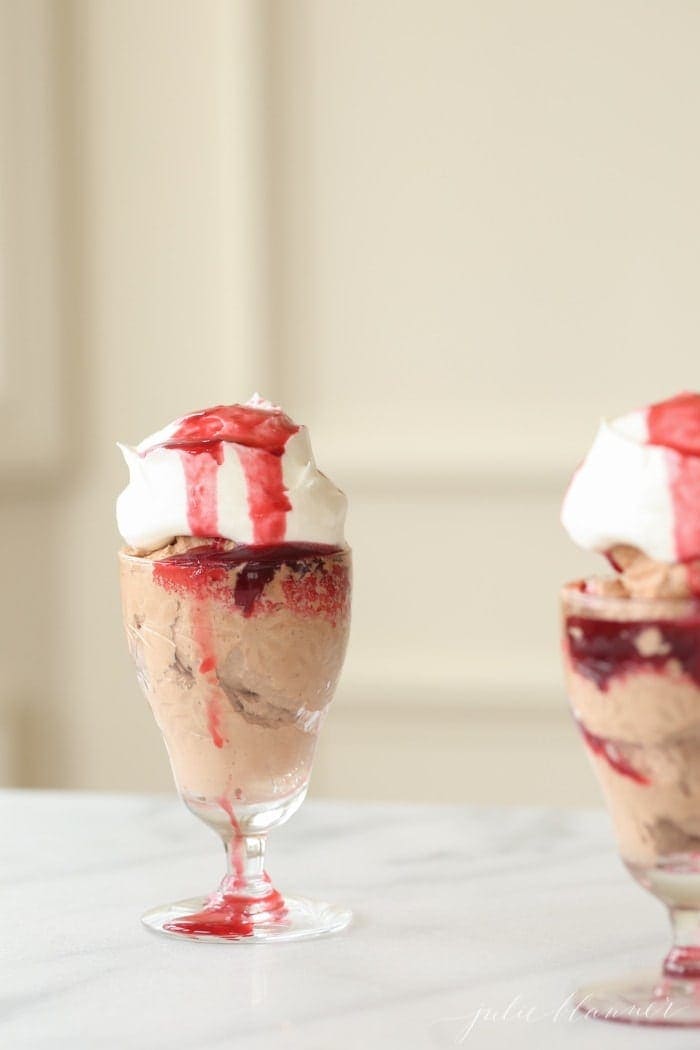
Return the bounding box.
[142,894,352,944]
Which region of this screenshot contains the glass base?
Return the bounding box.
[142,894,352,944]
[576,971,700,1027]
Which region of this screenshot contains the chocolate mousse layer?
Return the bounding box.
[562,582,700,867]
[588,545,700,600]
[120,539,351,813]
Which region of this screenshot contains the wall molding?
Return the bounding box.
[323,441,571,490]
[336,651,564,712]
[0,0,63,480]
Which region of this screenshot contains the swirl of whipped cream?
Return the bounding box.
[117,395,346,552]
[562,393,700,564]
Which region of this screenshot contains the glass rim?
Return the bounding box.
[561,578,700,619]
[117,541,352,566]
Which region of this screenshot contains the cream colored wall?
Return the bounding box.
[3,1,700,804]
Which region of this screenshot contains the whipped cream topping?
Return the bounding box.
[117,396,346,552]
[562,393,700,564]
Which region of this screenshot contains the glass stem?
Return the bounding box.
[664,908,700,979]
[221,832,270,898]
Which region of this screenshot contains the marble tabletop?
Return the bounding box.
[2,790,699,1049]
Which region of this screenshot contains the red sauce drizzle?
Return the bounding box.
[178,444,222,536]
[577,720,650,785]
[162,878,287,939]
[235,445,291,544]
[565,613,700,691]
[163,795,287,938]
[647,393,700,561]
[647,393,700,458]
[687,562,700,596]
[153,542,346,619]
[143,403,299,542]
[664,944,700,979]
[191,602,224,749]
[218,794,244,887]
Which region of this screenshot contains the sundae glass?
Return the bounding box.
[117,398,351,941]
[560,393,700,1023]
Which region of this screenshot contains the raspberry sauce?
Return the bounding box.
[664,944,700,980]
[153,542,345,618]
[144,404,299,542]
[648,392,700,458]
[218,794,244,887]
[648,393,700,562]
[164,789,286,939]
[163,879,287,939]
[191,602,224,748]
[576,721,650,785]
[565,615,700,691]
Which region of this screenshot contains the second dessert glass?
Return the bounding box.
[562,583,700,1025]
[120,541,352,942]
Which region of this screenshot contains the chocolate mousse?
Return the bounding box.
[120,539,350,815]
[562,583,700,869]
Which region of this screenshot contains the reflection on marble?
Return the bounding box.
[1,791,698,1049]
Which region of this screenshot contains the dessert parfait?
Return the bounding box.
[117,396,351,942]
[561,392,700,1023]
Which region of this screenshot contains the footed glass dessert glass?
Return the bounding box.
[562,583,700,1025]
[119,541,351,942]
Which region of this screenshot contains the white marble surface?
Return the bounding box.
[2,791,700,1049]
